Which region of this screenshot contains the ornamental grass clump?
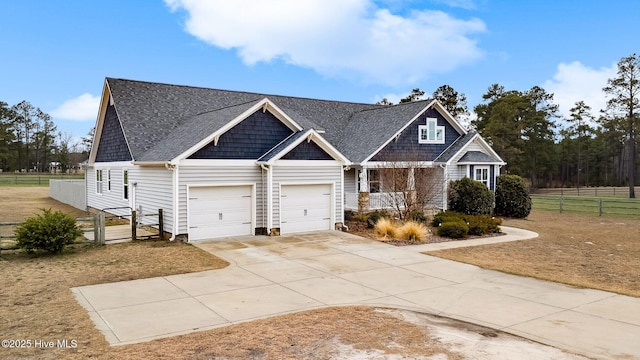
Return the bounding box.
[373,217,397,239]
[398,221,428,243]
[15,208,83,254]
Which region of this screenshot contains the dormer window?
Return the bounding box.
[418,117,445,144]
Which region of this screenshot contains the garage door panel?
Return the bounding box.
[188,186,252,241]
[281,184,332,234]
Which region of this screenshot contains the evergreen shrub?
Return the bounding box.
[448,177,494,215]
[495,175,532,218]
[15,209,82,254]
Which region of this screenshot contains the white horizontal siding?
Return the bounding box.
[272,164,342,228]
[86,165,131,217]
[344,168,357,194]
[128,167,173,230]
[178,165,265,235]
[447,165,468,182]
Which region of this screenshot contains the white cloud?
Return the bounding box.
[372,92,405,104]
[50,93,100,121]
[432,0,478,10]
[165,0,486,86]
[543,61,616,119]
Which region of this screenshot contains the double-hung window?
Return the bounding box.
[418,118,445,144]
[368,169,381,193]
[474,166,490,188]
[123,170,129,200]
[96,170,103,194]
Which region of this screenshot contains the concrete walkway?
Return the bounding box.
[72,228,640,359]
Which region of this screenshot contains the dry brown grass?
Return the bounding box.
[0,240,229,360]
[427,210,640,297]
[0,187,471,359]
[102,307,464,360]
[0,188,624,358]
[0,187,90,221]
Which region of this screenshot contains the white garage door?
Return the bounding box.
[280,184,332,234]
[188,186,252,241]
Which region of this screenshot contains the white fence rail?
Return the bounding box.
[49,179,86,210]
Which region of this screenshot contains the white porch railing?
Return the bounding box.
[369,193,394,210]
[345,191,445,211]
[344,192,404,210]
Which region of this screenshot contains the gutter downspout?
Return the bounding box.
[260,163,273,234]
[165,162,178,241]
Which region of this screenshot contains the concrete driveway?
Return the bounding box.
[72,229,640,359]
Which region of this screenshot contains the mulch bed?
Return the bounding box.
[345,220,504,246]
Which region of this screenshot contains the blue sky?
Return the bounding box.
[1,0,638,144]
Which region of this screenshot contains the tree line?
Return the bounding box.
[0,101,91,173]
[380,53,639,198]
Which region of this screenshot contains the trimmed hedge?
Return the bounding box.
[448,177,494,215]
[466,214,502,235]
[495,174,532,218]
[431,210,465,227]
[437,220,469,238]
[432,210,502,238]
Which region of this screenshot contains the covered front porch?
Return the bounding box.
[343,165,447,213]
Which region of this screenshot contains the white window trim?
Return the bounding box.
[474,166,490,188]
[96,169,103,195]
[418,118,445,144]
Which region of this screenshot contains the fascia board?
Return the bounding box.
[445,133,479,165]
[88,81,110,164]
[432,100,467,135]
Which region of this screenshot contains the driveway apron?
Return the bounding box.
[72,229,640,360]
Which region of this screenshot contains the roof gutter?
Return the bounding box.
[132,161,172,167]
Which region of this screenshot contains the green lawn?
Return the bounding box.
[531,194,640,218]
[0,173,84,186]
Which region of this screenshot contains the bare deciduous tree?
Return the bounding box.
[375,155,442,219]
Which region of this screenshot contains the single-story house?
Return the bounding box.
[87,78,504,241]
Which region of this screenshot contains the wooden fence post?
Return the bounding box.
[131,210,137,241]
[93,213,99,244]
[559,196,563,213]
[158,209,164,240]
[599,198,603,217]
[96,212,105,245]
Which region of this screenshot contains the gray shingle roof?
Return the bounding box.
[108,78,383,162]
[336,100,435,163]
[433,131,477,163]
[105,78,472,164]
[139,100,260,161]
[458,151,502,163]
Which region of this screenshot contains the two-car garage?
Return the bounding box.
[187,183,333,241]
